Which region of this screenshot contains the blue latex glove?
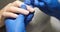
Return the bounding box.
[5,4,34,32]
[5,14,26,32]
[24,0,60,20]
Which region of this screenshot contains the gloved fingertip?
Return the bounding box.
[39,2,45,7]
[25,13,34,26]
[24,0,31,5]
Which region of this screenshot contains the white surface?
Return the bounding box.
[50,17,60,32]
[26,8,51,32]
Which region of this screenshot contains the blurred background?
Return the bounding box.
[0,0,60,32]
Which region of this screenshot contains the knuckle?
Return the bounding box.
[12,1,20,6]
[9,6,13,10]
[15,1,19,3]
[7,3,12,7]
[14,1,20,4]
[2,12,6,16]
[9,6,12,9]
[12,1,24,7]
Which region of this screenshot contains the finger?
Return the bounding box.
[12,1,34,12]
[8,6,29,15]
[26,5,35,12]
[1,3,12,12]
[2,12,18,18]
[15,14,26,32]
[25,13,34,26]
[12,1,23,7]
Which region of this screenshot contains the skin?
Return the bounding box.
[0,1,34,27]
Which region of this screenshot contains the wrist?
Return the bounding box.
[0,10,5,28]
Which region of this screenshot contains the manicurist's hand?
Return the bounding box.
[0,1,34,27]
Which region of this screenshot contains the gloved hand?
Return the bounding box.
[5,4,34,32]
[24,0,60,20]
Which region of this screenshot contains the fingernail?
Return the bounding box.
[25,11,29,15]
[31,9,35,12]
[14,14,18,18]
